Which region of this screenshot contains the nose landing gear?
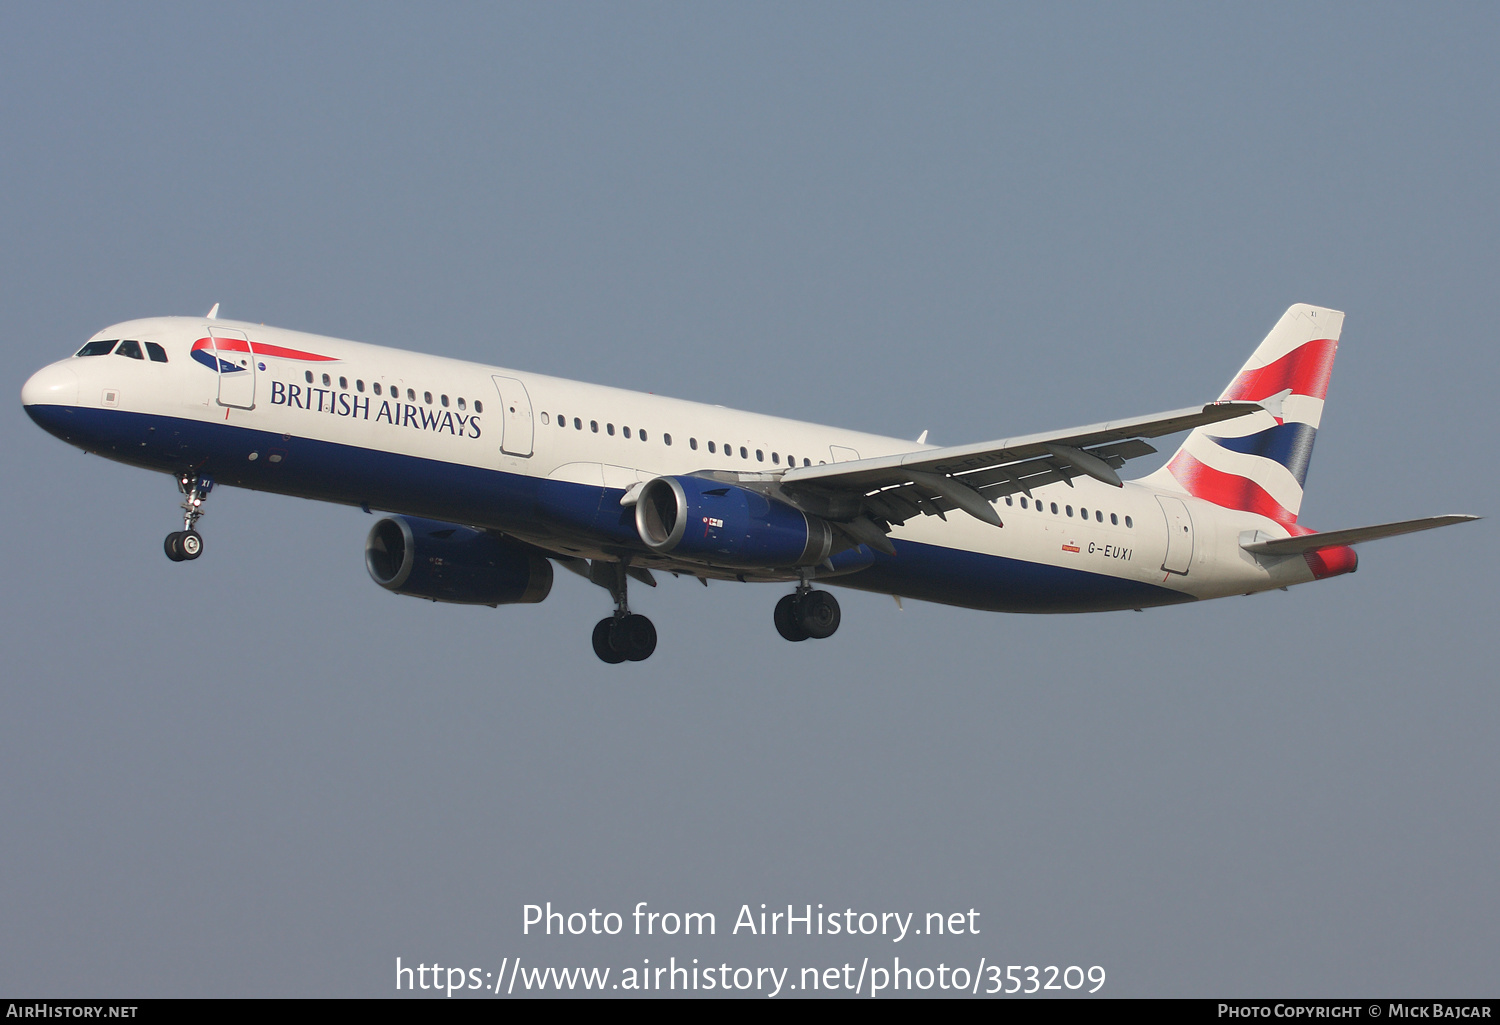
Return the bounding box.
[774,585,841,642]
[164,474,211,562]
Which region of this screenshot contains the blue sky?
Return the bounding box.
[2,3,1495,996]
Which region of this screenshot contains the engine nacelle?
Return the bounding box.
[634,476,833,568]
[365,516,553,605]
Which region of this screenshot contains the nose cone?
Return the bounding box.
[22,362,78,409]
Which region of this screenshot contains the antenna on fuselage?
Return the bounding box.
[206,303,220,320]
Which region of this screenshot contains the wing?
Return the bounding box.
[1241,515,1480,556]
[767,402,1263,553]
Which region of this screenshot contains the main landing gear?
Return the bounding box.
[589,561,657,664]
[592,614,657,664]
[774,585,841,642]
[164,473,212,563]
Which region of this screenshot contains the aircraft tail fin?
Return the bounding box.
[1140,304,1344,526]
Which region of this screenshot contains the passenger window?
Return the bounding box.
[474,400,483,413]
[622,426,630,439]
[1125,516,1133,528]
[1111,513,1118,525]
[708,441,715,453]
[739,446,748,459]
[76,340,117,357]
[1095,510,1103,522]
[608,424,615,436]
[591,420,599,433]
[339,376,348,389]
[664,434,672,446]
[1020,497,1028,509]
[540,412,550,425]
[356,380,364,392]
[407,389,415,401]
[640,429,648,442]
[306,370,314,383]
[424,392,433,404]
[1066,505,1073,517]
[1005,496,1013,506]
[457,397,466,410]
[690,438,697,450]
[772,453,780,464]
[756,450,764,462]
[145,342,168,363]
[1050,502,1058,514]
[804,459,811,466]
[441,395,449,407]
[559,416,567,429]
[115,340,144,360]
[323,374,332,386]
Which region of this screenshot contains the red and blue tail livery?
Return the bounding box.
[21,303,1477,663]
[1147,305,1340,527]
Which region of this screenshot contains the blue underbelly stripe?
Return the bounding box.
[26,403,1187,614]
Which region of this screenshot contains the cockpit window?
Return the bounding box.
[76,340,117,357]
[115,339,144,360]
[145,342,168,363]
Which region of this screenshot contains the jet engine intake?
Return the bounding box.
[634,475,833,568]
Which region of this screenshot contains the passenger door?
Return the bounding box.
[491,375,534,457]
[210,327,256,410]
[1157,495,1195,575]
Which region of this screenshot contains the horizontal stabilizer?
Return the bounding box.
[1242,514,1479,556]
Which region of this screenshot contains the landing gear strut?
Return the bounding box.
[164,473,211,562]
[589,561,657,664]
[774,584,841,642]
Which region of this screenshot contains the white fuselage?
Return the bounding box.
[22,316,1322,613]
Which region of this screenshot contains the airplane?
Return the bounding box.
[21,303,1477,663]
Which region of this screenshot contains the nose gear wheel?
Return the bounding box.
[164,529,204,562]
[164,474,212,562]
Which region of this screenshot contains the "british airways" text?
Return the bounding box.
[269,381,482,438]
